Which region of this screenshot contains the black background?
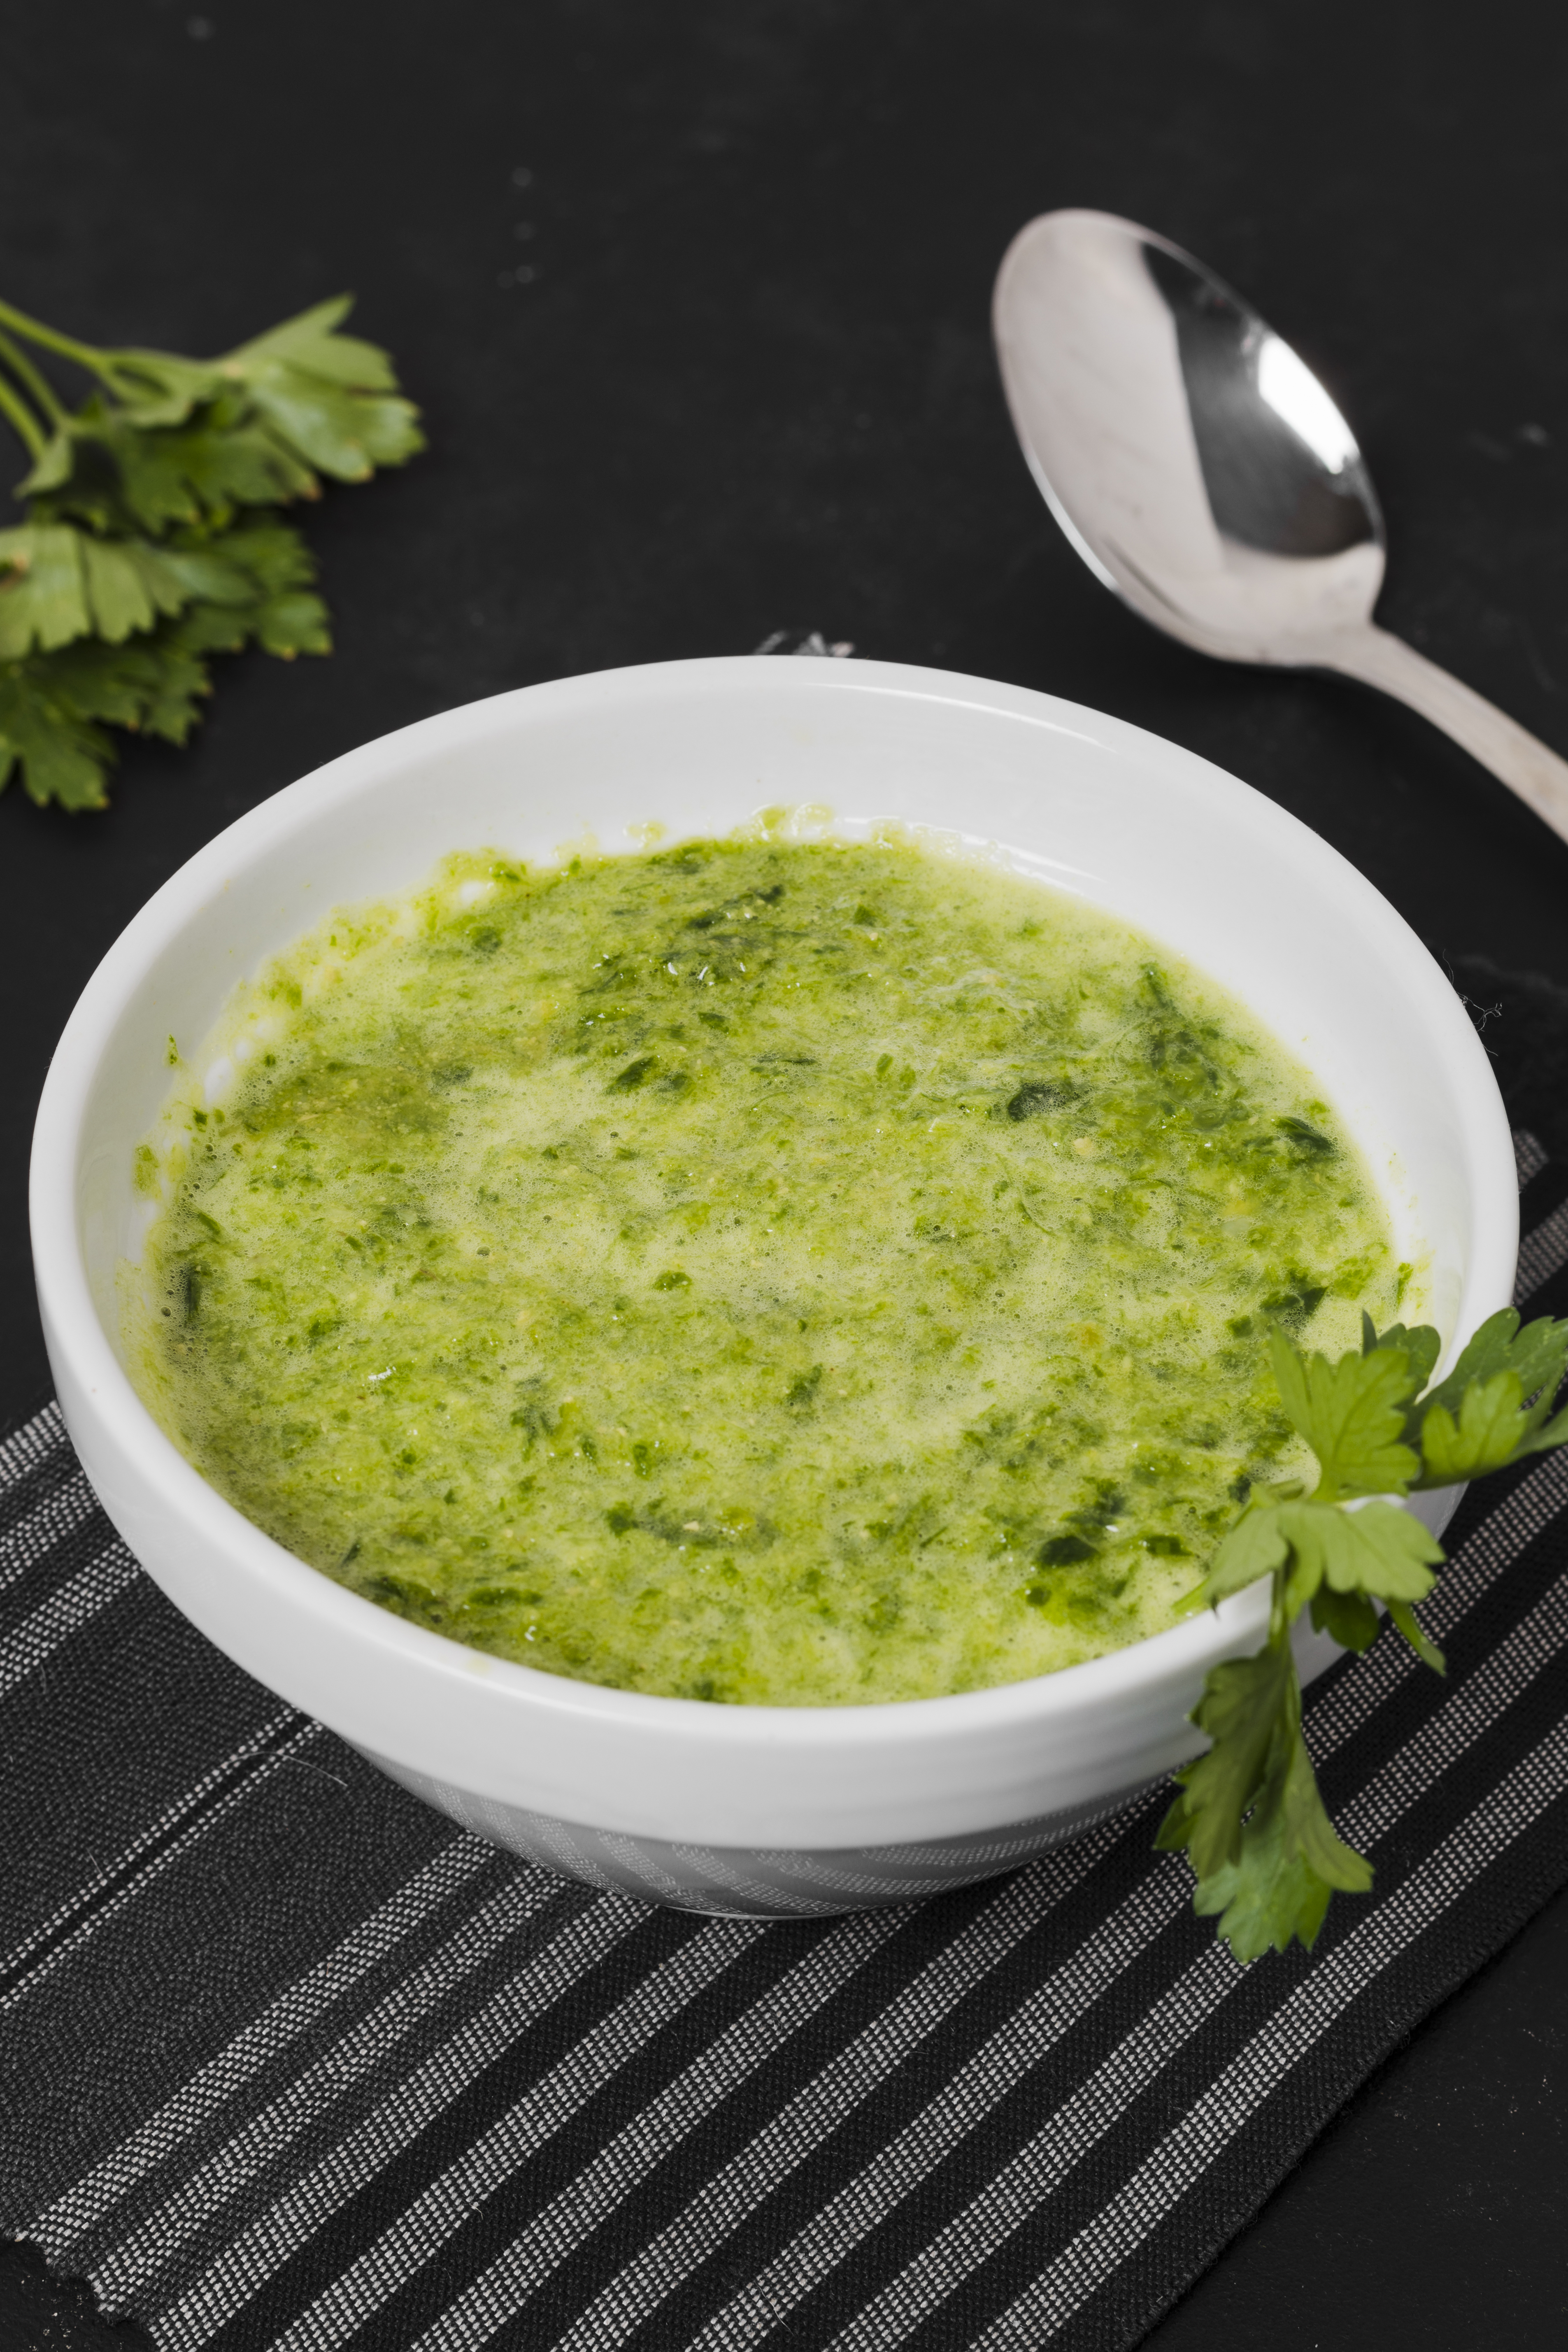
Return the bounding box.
[2,2,1566,2344]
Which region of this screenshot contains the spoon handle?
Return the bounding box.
[1314,623,1568,848]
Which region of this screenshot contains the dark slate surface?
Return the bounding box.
[2,2,1565,2345]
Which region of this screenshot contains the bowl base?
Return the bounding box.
[358,1746,1157,1915]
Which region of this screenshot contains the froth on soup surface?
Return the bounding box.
[127,829,1403,1705]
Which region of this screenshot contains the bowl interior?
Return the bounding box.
[73,658,1507,1375]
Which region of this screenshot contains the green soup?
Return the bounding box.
[128,828,1404,1705]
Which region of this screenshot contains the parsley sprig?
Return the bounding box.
[0,293,421,809]
[1159,1306,1568,1961]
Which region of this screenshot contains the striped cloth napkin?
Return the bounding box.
[4,1128,1567,2352]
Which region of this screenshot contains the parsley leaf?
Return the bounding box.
[24,393,319,537]
[1188,1490,1292,1605]
[218,297,422,481]
[1307,1583,1382,1654]
[1157,1640,1295,1884]
[1267,1326,1419,1499]
[0,516,329,807]
[1361,1310,1442,1388]
[0,521,199,658]
[1191,1716,1372,1961]
[1414,1309,1568,1484]
[1156,1635,1371,1961]
[1420,1306,1568,1425]
[1275,1496,1443,1608]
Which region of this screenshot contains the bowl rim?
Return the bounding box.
[30,653,1520,1761]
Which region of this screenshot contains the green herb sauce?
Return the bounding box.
[129,830,1402,1705]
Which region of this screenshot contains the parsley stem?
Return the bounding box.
[0,295,121,391]
[0,329,65,430]
[0,359,46,461]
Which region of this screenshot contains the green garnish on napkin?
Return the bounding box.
[1161,1307,1568,1959]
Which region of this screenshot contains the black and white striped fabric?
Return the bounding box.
[5,1128,1568,2352]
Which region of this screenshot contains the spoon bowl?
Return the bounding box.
[994,209,1568,843]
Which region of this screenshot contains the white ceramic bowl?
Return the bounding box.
[31,658,1517,1917]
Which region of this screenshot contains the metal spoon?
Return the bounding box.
[993,208,1568,845]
